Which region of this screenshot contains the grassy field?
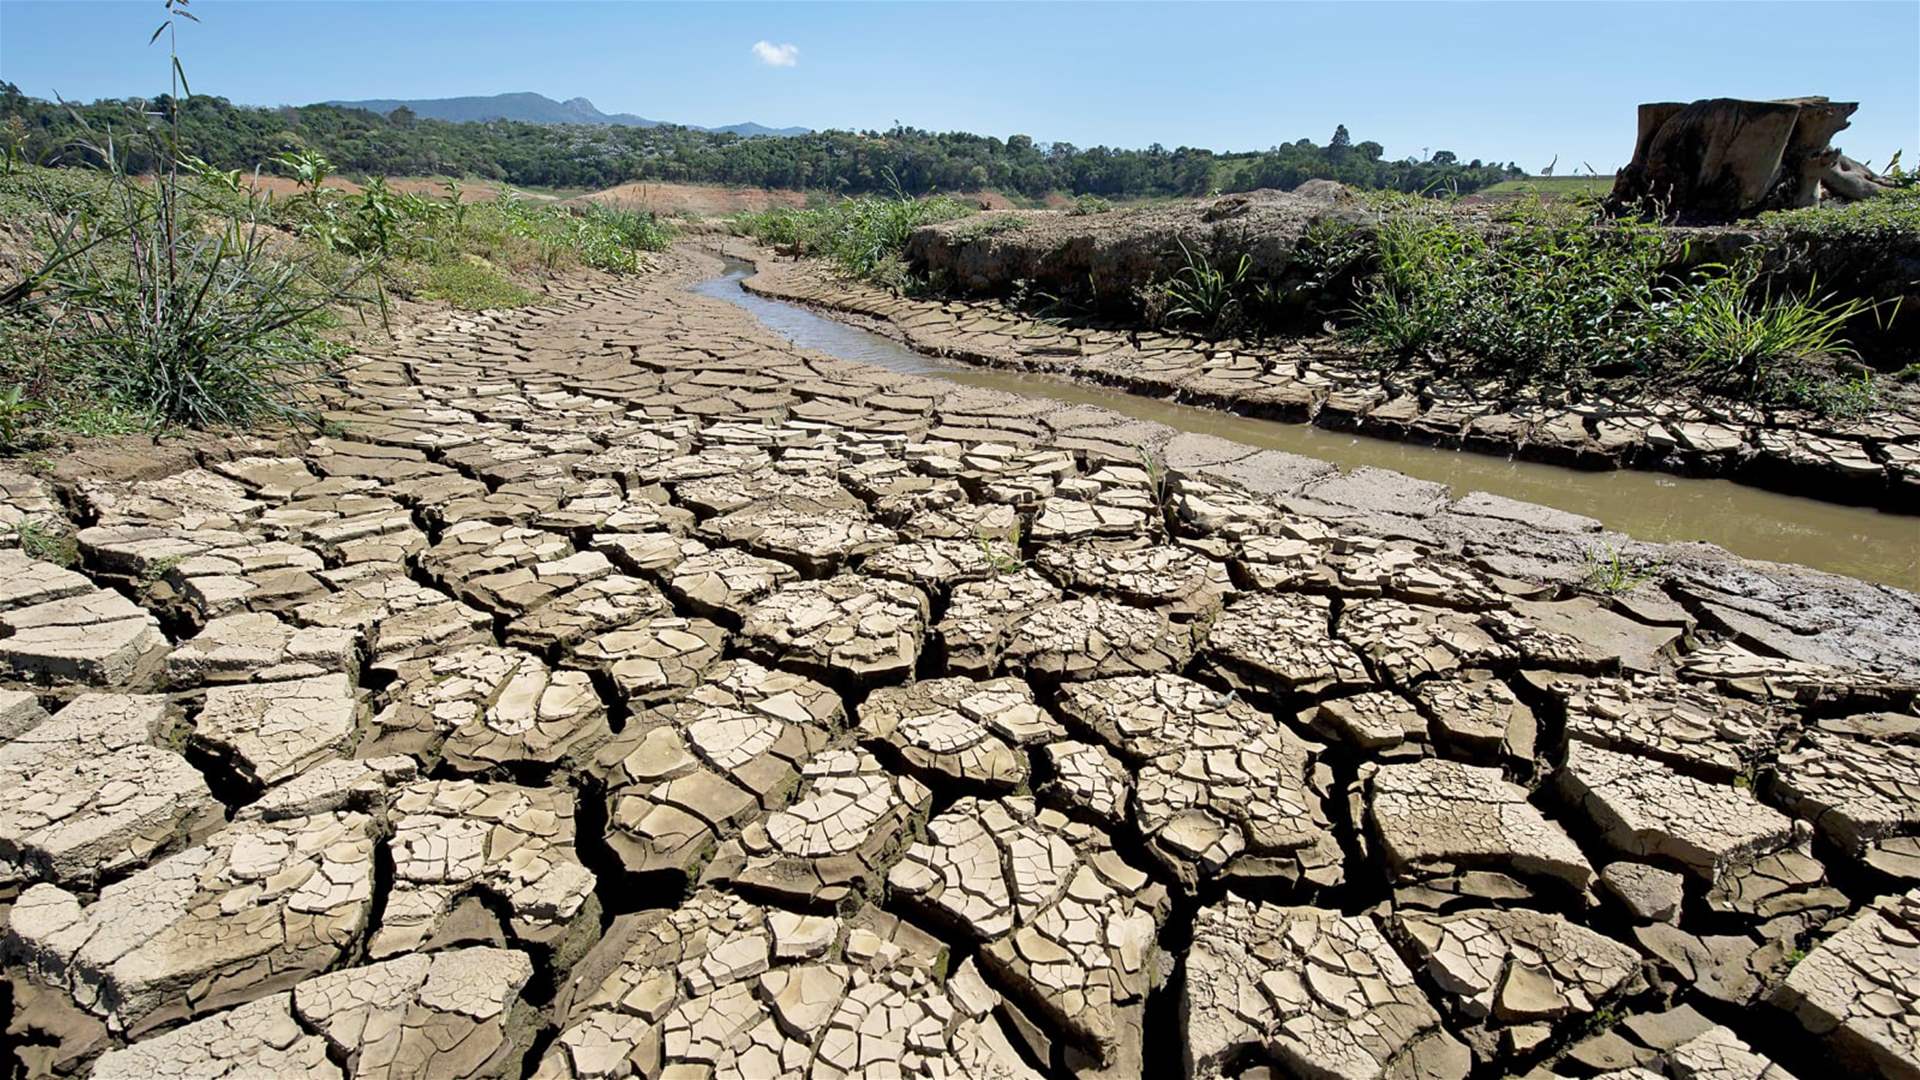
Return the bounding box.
[1476,175,1616,197]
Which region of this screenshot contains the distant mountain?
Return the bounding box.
[321,92,808,137]
[715,121,812,139]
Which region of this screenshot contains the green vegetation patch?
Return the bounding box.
[733,190,976,292]
[951,214,1028,242]
[1757,185,1920,243]
[0,8,677,451]
[1136,196,1895,415]
[1349,198,1672,388]
[417,256,536,310]
[1476,176,1615,197]
[0,158,673,447]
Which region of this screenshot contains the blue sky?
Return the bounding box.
[2,1,1916,171]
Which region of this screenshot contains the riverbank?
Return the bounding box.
[705,241,1920,675]
[705,249,1918,592]
[0,247,1915,1080]
[741,242,1920,513]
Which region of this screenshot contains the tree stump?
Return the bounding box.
[1610,96,1895,221]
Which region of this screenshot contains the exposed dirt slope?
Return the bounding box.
[577,180,809,215]
[908,185,1367,303]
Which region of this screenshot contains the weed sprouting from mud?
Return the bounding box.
[978,521,1025,576]
[1156,239,1251,337]
[7,515,77,567]
[1580,542,1663,596]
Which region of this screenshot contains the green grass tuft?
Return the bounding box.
[418,256,537,310]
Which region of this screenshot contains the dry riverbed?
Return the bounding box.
[0,248,1916,1079]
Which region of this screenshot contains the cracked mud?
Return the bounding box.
[1,250,1916,1079]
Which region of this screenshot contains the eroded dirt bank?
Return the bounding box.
[0,248,1916,1079]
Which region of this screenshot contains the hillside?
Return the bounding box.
[0,83,1520,197]
[323,91,810,137]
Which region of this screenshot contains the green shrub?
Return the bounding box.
[1066,194,1114,216]
[733,189,975,287]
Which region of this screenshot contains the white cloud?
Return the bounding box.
[752,40,799,68]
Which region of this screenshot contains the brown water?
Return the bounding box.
[693,267,1920,591]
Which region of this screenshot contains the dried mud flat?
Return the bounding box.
[1,248,1918,1080]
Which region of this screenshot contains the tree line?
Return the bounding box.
[1,84,1523,198]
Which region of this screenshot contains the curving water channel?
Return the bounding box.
[692,265,1919,591]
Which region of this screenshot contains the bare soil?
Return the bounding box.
[575,181,809,216]
[238,175,534,202]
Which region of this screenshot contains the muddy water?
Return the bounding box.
[691,267,1920,591]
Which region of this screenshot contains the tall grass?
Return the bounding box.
[1350,199,1670,391]
[0,0,677,446]
[1118,195,1883,413]
[1337,198,1881,410]
[0,0,696,452]
[276,167,674,275]
[487,196,673,273]
[1652,257,1873,404]
[38,165,354,427]
[1154,240,1250,336]
[1,0,372,430]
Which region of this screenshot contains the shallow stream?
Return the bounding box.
[692,264,1919,591]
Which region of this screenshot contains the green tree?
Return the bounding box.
[0,88,1522,200]
[1329,124,1352,163]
